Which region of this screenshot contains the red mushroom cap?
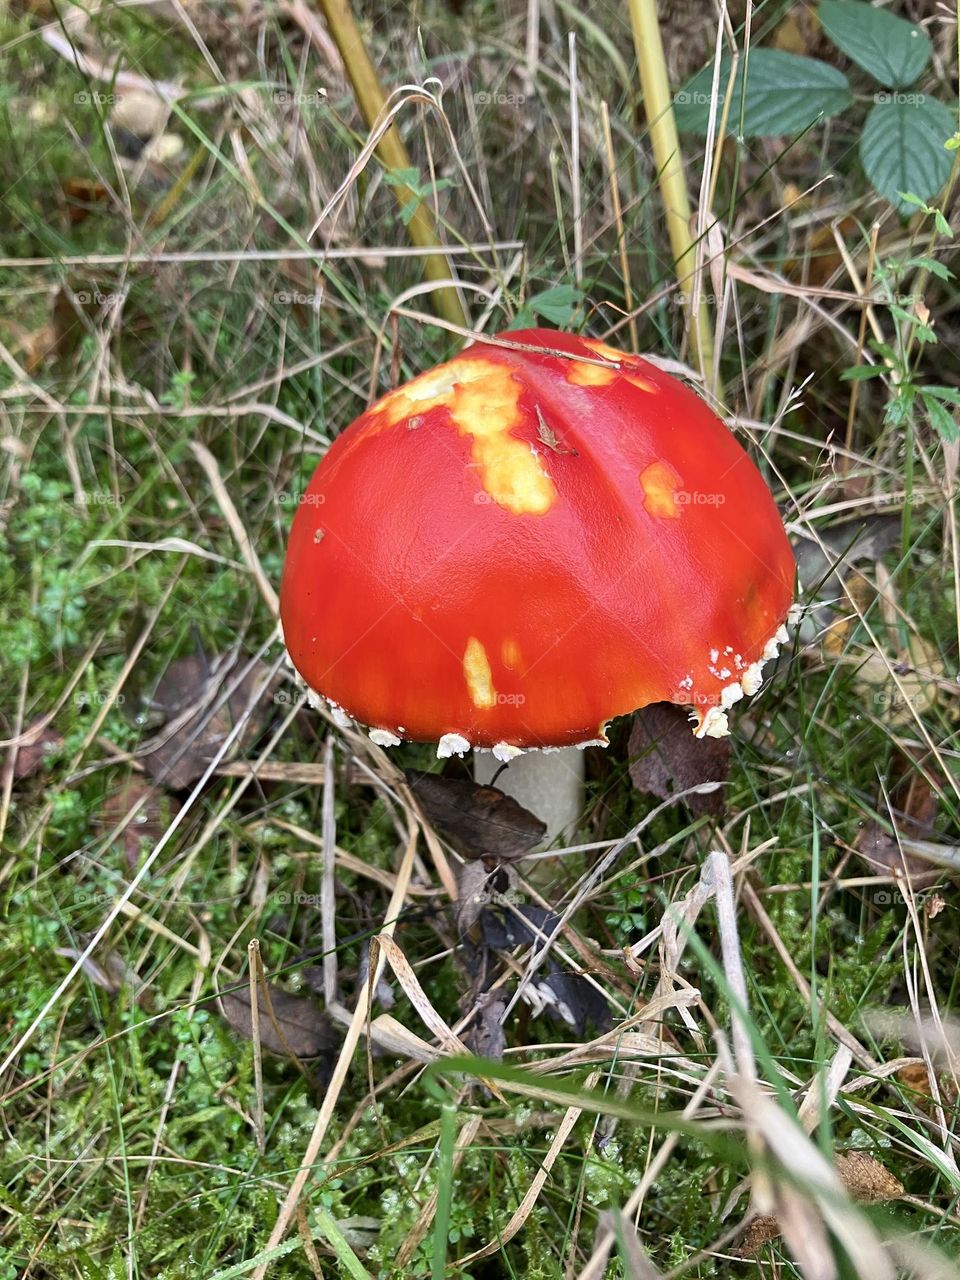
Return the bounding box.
[280,328,794,753]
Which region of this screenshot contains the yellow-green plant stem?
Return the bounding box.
[626,0,714,379]
[318,0,467,331]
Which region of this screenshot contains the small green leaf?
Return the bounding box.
[398,196,419,225]
[904,255,953,281]
[921,391,960,443]
[899,191,954,237]
[884,383,916,428]
[840,364,886,381]
[673,50,852,138]
[924,385,960,407]
[510,283,584,329]
[384,166,421,189]
[860,98,955,213]
[819,1,931,87]
[871,340,898,363]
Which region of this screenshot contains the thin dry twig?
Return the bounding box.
[190,442,279,618]
[248,939,266,1156]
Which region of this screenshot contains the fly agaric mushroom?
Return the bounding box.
[280,328,794,840]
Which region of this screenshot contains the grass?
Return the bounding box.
[1,0,959,1277]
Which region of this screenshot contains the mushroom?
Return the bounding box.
[279,328,795,841]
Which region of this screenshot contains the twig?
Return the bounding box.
[600,101,639,351]
[843,221,881,462]
[568,34,583,289]
[626,0,713,377]
[248,939,266,1156]
[0,242,521,269]
[703,850,754,1081]
[321,735,338,1009]
[190,442,279,618]
[309,0,467,329]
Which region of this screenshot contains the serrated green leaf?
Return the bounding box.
[673,50,852,138]
[904,255,953,281]
[819,1,931,87]
[860,98,955,212]
[924,385,960,407]
[921,392,959,443]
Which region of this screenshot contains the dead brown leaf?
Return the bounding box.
[219,982,337,1059]
[628,702,729,817]
[12,718,64,780]
[895,1061,958,1113]
[98,779,180,873]
[733,1152,901,1254]
[855,824,941,889]
[785,216,859,289]
[855,745,950,890]
[55,939,142,996]
[404,770,546,859]
[140,651,278,789]
[61,177,108,225]
[851,634,941,725]
[455,860,514,936]
[467,993,508,1062]
[834,1151,904,1203]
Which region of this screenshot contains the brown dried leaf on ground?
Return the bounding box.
[896,1061,959,1114]
[98,778,180,872]
[791,515,901,646]
[732,1153,903,1254]
[11,718,64,780]
[855,824,942,889]
[467,993,508,1062]
[855,745,951,890]
[835,1151,904,1203]
[404,770,546,859]
[140,651,278,789]
[12,286,97,373]
[219,983,338,1059]
[55,938,142,996]
[851,633,942,725]
[732,1214,781,1255]
[628,702,730,818]
[455,860,515,936]
[60,177,109,226]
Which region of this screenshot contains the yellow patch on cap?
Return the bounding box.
[371,359,556,516]
[371,365,463,422]
[566,340,658,393]
[567,360,618,388]
[640,460,682,519]
[501,638,523,671]
[463,637,497,709]
[582,338,628,364]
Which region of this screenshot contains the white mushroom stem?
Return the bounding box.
[473,746,585,846]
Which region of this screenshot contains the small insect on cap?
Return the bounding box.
[280,328,795,756]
